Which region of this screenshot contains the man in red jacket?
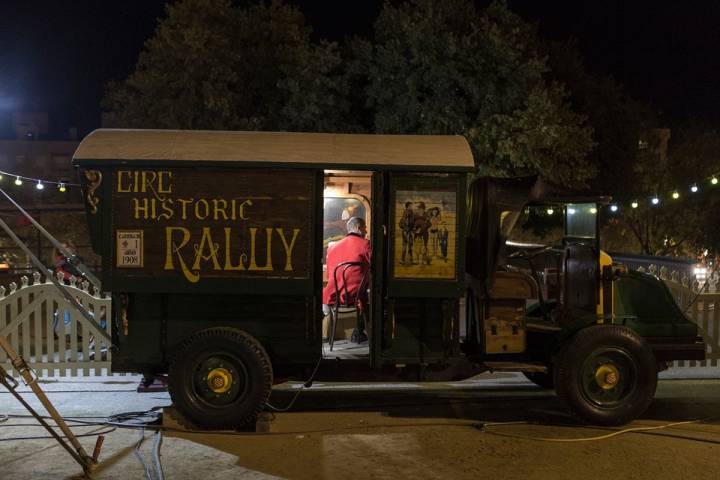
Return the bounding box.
[323,217,371,342]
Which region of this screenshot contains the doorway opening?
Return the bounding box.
[322,170,373,359]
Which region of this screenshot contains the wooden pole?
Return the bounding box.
[0,334,97,476]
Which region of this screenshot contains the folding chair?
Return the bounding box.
[328,261,370,351]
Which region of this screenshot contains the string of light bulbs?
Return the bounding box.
[0,170,80,192]
[531,172,720,216]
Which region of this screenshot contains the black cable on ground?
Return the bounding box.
[3,405,720,447]
[265,357,323,413]
[0,426,116,442]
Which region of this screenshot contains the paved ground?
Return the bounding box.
[1,369,720,479]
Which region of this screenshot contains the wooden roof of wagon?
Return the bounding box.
[73,129,475,171]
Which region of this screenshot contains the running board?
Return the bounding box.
[482,362,548,373]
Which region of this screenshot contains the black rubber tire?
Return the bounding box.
[554,325,657,426]
[168,327,273,429]
[523,370,554,389]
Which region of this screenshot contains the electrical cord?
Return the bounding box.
[152,430,165,480]
[478,419,720,443]
[0,426,116,442]
[265,357,323,413]
[134,428,153,480]
[3,407,720,446]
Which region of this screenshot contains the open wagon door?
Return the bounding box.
[377,173,466,366]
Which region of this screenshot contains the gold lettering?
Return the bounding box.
[141,171,157,193]
[248,227,273,271]
[117,171,132,192]
[158,171,172,194]
[223,228,245,271]
[133,198,150,219]
[212,199,229,221]
[192,228,221,271]
[158,199,174,221]
[177,198,194,220]
[276,228,300,271]
[238,199,252,220]
[164,227,199,283]
[195,199,210,220]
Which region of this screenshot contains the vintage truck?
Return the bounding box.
[72,129,705,428]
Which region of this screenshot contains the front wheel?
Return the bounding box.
[554,325,657,426]
[168,327,273,429]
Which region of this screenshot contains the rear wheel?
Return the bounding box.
[554,325,657,426]
[168,327,273,429]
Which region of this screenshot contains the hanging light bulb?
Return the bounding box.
[36,180,44,190]
[590,207,598,214]
[0,174,3,181]
[651,196,660,205]
[58,182,66,193]
[14,176,22,186]
[712,176,718,185]
[546,208,554,215]
[691,184,699,193]
[672,191,679,199]
[568,207,576,215]
[631,200,639,209]
[610,204,618,212]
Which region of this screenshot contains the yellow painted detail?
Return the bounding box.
[597,250,613,317]
[206,367,233,394]
[595,363,620,390]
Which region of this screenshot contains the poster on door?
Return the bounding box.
[393,190,456,279]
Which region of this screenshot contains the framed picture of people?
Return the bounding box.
[391,182,458,280]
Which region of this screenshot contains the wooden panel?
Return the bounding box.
[74,129,475,170]
[111,168,314,286]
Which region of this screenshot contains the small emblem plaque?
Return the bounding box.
[116,230,144,268]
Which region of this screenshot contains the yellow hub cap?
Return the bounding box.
[206,367,233,394]
[594,363,620,390]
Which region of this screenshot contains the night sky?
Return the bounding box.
[1,0,718,138]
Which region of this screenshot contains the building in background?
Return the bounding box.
[0,109,96,283]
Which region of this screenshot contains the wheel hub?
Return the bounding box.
[206,367,233,394]
[594,363,620,390]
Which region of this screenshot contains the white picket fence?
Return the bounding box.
[0,264,717,378]
[0,271,113,377]
[639,264,720,370]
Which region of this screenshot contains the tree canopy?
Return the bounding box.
[104,0,595,186]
